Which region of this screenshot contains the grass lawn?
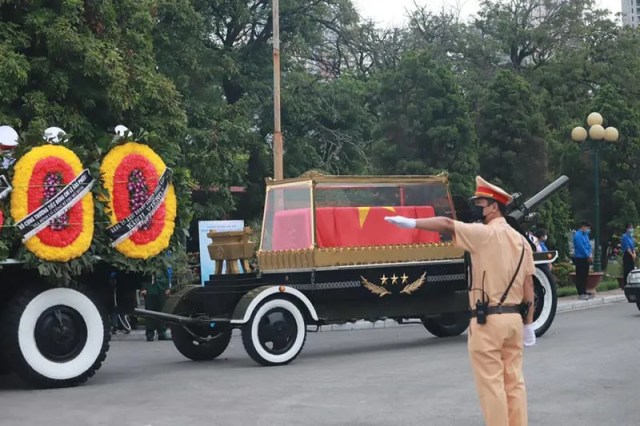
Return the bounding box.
[557,279,620,298]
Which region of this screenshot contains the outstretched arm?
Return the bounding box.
[416,217,456,236]
[385,216,456,237]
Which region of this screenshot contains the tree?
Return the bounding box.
[475,0,595,72]
[152,0,365,222]
[371,49,478,195]
[534,24,640,267]
[0,0,186,139]
[274,71,375,177]
[0,1,191,279]
[476,70,547,196]
[586,84,640,269]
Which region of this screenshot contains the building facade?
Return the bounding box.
[622,0,640,28]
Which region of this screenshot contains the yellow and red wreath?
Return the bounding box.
[10,145,94,261]
[100,142,177,259]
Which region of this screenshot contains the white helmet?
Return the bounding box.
[43,126,67,144]
[114,124,132,138]
[0,126,19,148]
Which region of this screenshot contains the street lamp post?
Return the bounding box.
[571,112,619,273]
[272,0,283,181]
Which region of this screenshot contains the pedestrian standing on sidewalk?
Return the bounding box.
[621,224,636,285]
[572,221,593,300]
[140,268,171,341]
[385,176,536,426]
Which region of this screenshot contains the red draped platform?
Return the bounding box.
[271,206,440,250]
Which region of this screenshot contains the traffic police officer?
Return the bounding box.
[386,176,536,426]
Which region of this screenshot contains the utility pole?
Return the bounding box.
[272,0,283,180]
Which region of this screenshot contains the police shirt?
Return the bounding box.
[453,217,536,307]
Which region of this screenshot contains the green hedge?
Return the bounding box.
[551,260,623,289]
[552,262,574,288]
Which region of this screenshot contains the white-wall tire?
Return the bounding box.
[0,285,109,388]
[531,267,557,337]
[241,298,306,366]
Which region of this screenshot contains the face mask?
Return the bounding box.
[585,229,591,236]
[628,229,634,235]
[470,204,488,223]
[542,236,548,242]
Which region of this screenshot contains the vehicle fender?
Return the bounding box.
[533,250,558,265]
[163,285,202,314]
[230,285,319,325]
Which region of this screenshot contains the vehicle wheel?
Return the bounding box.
[0,285,109,388]
[241,297,307,366]
[421,311,470,337]
[171,323,232,361]
[636,300,640,311]
[532,266,557,337]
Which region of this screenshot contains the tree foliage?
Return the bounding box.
[0,1,190,280]
[2,0,640,264]
[476,70,547,195]
[371,50,478,195]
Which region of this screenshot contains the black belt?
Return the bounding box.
[470,305,521,318]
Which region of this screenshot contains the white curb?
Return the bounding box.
[556,295,627,313]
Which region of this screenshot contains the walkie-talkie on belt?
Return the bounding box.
[476,271,488,324]
[475,299,488,324]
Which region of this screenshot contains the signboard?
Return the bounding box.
[198,220,244,285]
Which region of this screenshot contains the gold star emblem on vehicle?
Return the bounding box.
[401,273,409,284]
[391,274,399,285]
[380,274,389,285]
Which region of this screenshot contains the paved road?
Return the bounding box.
[1,303,639,426]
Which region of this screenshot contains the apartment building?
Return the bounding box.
[622,0,640,27]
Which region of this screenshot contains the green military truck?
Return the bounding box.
[0,125,185,388]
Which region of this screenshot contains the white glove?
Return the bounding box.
[384,216,417,229]
[523,324,536,347]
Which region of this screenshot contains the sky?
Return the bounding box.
[353,0,622,28]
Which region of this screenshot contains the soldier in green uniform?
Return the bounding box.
[140,269,171,341]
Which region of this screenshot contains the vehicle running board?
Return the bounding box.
[133,308,230,327]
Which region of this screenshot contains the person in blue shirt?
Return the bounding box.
[534,228,549,252]
[534,228,553,276]
[573,221,592,300]
[621,223,636,285]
